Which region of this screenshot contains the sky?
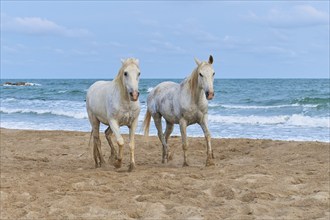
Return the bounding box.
[1,1,329,79]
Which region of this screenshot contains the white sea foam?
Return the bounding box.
[0,99,87,119]
[25,82,41,86]
[208,114,330,128]
[2,82,41,86]
[0,107,88,119]
[147,87,154,93]
[209,103,318,109]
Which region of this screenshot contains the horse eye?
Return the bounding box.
[213,72,215,76]
[138,72,141,77]
[124,72,128,76]
[199,73,203,77]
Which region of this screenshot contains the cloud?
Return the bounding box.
[150,39,186,54]
[248,5,329,28]
[249,46,297,57]
[90,41,126,48]
[138,18,159,27]
[2,44,26,53]
[51,47,98,56]
[2,14,92,37]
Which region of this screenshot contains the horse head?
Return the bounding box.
[120,58,141,102]
[194,55,215,100]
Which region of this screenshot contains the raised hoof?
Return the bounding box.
[109,155,117,164]
[113,159,122,168]
[128,163,136,172]
[167,152,174,161]
[206,158,215,167]
[182,161,189,167]
[94,160,103,168]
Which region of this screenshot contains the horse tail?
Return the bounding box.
[142,110,152,138]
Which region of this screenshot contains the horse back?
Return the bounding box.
[86,80,116,123]
[147,81,182,123]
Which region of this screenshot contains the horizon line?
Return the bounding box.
[1,77,329,80]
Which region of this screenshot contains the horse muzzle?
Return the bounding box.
[205,91,214,100]
[129,91,140,102]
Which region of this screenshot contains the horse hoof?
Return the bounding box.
[206,159,215,167]
[182,162,189,167]
[128,163,135,172]
[113,159,122,168]
[109,156,117,164]
[167,152,174,161]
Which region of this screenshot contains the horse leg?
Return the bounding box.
[91,119,105,168]
[109,119,124,168]
[179,119,189,167]
[200,119,215,166]
[164,121,174,161]
[153,113,168,163]
[128,117,138,172]
[105,126,117,164]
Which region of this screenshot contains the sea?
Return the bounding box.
[0,79,329,142]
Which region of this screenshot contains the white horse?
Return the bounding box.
[86,58,141,171]
[143,55,215,167]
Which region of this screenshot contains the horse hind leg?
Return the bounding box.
[164,121,174,161]
[105,126,118,164]
[90,118,105,168]
[92,130,105,168]
[153,113,168,163]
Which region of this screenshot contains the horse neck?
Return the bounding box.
[185,68,203,103]
[114,69,129,102]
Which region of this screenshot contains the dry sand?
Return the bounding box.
[0,128,329,219]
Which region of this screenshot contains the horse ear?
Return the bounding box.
[194,58,201,66]
[135,59,139,65]
[121,58,126,64]
[208,55,213,64]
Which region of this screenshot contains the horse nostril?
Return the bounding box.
[206,91,209,97]
[129,92,133,96]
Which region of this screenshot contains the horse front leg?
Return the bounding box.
[128,117,138,172]
[109,120,124,168]
[105,127,118,164]
[200,116,215,166]
[179,119,189,167]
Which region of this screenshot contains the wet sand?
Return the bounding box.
[1,128,329,219]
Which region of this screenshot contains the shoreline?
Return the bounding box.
[1,127,329,219]
[0,127,328,143]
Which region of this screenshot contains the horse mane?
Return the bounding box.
[114,58,139,100]
[186,62,206,99]
[187,68,199,98]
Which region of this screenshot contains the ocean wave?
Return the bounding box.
[208,114,330,128]
[147,87,154,93]
[292,97,330,105]
[0,107,87,119]
[56,89,85,95]
[208,103,318,109]
[1,82,41,86]
[1,98,85,105]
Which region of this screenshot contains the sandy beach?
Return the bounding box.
[0,128,329,219]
